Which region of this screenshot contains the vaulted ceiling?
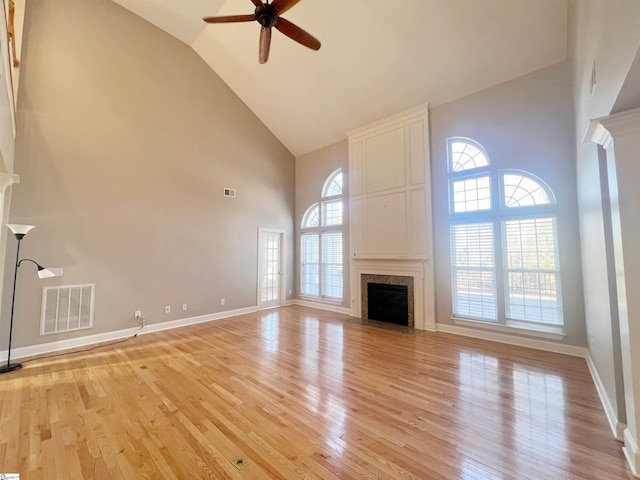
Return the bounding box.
[112,0,568,156]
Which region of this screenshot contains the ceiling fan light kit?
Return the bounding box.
[203,0,321,64]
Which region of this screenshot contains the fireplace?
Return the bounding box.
[367,283,409,326]
[361,274,414,328]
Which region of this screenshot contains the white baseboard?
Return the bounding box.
[3,326,141,361]
[585,351,625,441]
[2,306,259,361]
[623,428,640,478]
[436,323,587,358]
[137,306,259,335]
[293,299,352,316]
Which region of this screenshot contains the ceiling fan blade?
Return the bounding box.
[271,0,301,15]
[203,14,256,24]
[259,27,272,64]
[275,17,321,51]
[250,0,262,6]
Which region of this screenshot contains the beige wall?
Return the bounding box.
[1,0,295,349]
[430,62,586,346]
[295,140,349,308]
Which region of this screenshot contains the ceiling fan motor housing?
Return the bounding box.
[255,3,278,28]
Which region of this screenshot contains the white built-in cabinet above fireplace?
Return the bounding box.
[348,103,432,260]
[348,103,435,330]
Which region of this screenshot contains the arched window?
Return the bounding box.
[502,172,555,207]
[448,138,562,329]
[449,137,490,172]
[300,169,343,301]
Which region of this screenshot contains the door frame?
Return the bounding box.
[257,228,286,309]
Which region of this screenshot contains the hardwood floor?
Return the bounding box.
[0,305,632,479]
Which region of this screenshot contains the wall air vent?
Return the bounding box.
[41,284,95,335]
[224,187,236,198]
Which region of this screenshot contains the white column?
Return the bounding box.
[594,107,640,476]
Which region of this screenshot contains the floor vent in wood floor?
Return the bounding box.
[231,457,248,470]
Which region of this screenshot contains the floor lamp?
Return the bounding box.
[1,224,63,374]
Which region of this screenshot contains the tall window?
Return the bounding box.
[448,138,562,329]
[301,169,344,301]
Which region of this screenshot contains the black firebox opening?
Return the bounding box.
[367,282,409,326]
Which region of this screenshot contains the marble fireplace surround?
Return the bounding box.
[351,258,434,331]
[361,273,414,328]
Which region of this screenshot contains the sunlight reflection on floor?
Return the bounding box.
[456,351,568,478]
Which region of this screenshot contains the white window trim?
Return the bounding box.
[452,316,566,341]
[447,138,563,331]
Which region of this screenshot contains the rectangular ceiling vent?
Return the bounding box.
[41,284,95,335]
[224,187,236,198]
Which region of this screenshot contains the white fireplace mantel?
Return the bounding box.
[351,257,434,331]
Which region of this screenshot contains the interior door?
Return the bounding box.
[258,229,284,309]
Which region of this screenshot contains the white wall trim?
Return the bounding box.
[293,299,352,316]
[436,323,586,357]
[453,317,566,341]
[257,227,286,309]
[138,306,259,335]
[623,428,640,478]
[584,119,613,148]
[586,350,626,441]
[601,106,640,138]
[347,102,430,140]
[2,306,259,361]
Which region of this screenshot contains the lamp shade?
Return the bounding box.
[37,267,64,279]
[7,224,35,236]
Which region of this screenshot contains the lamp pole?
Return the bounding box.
[1,224,63,374]
[2,232,25,373]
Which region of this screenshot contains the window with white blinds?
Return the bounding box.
[447,138,563,329]
[300,169,344,301]
[503,217,561,325]
[301,233,319,296]
[450,223,497,320]
[321,231,343,299]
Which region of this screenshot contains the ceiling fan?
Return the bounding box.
[203,0,321,64]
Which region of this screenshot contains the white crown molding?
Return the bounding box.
[584,120,613,148]
[600,107,640,139]
[347,102,429,141]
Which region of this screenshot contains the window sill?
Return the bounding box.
[299,295,344,306]
[452,317,566,341]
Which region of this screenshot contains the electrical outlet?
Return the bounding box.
[182,303,187,311]
[135,310,141,319]
[165,306,171,313]
[220,298,225,306]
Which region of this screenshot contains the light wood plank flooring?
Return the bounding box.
[0,305,632,479]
